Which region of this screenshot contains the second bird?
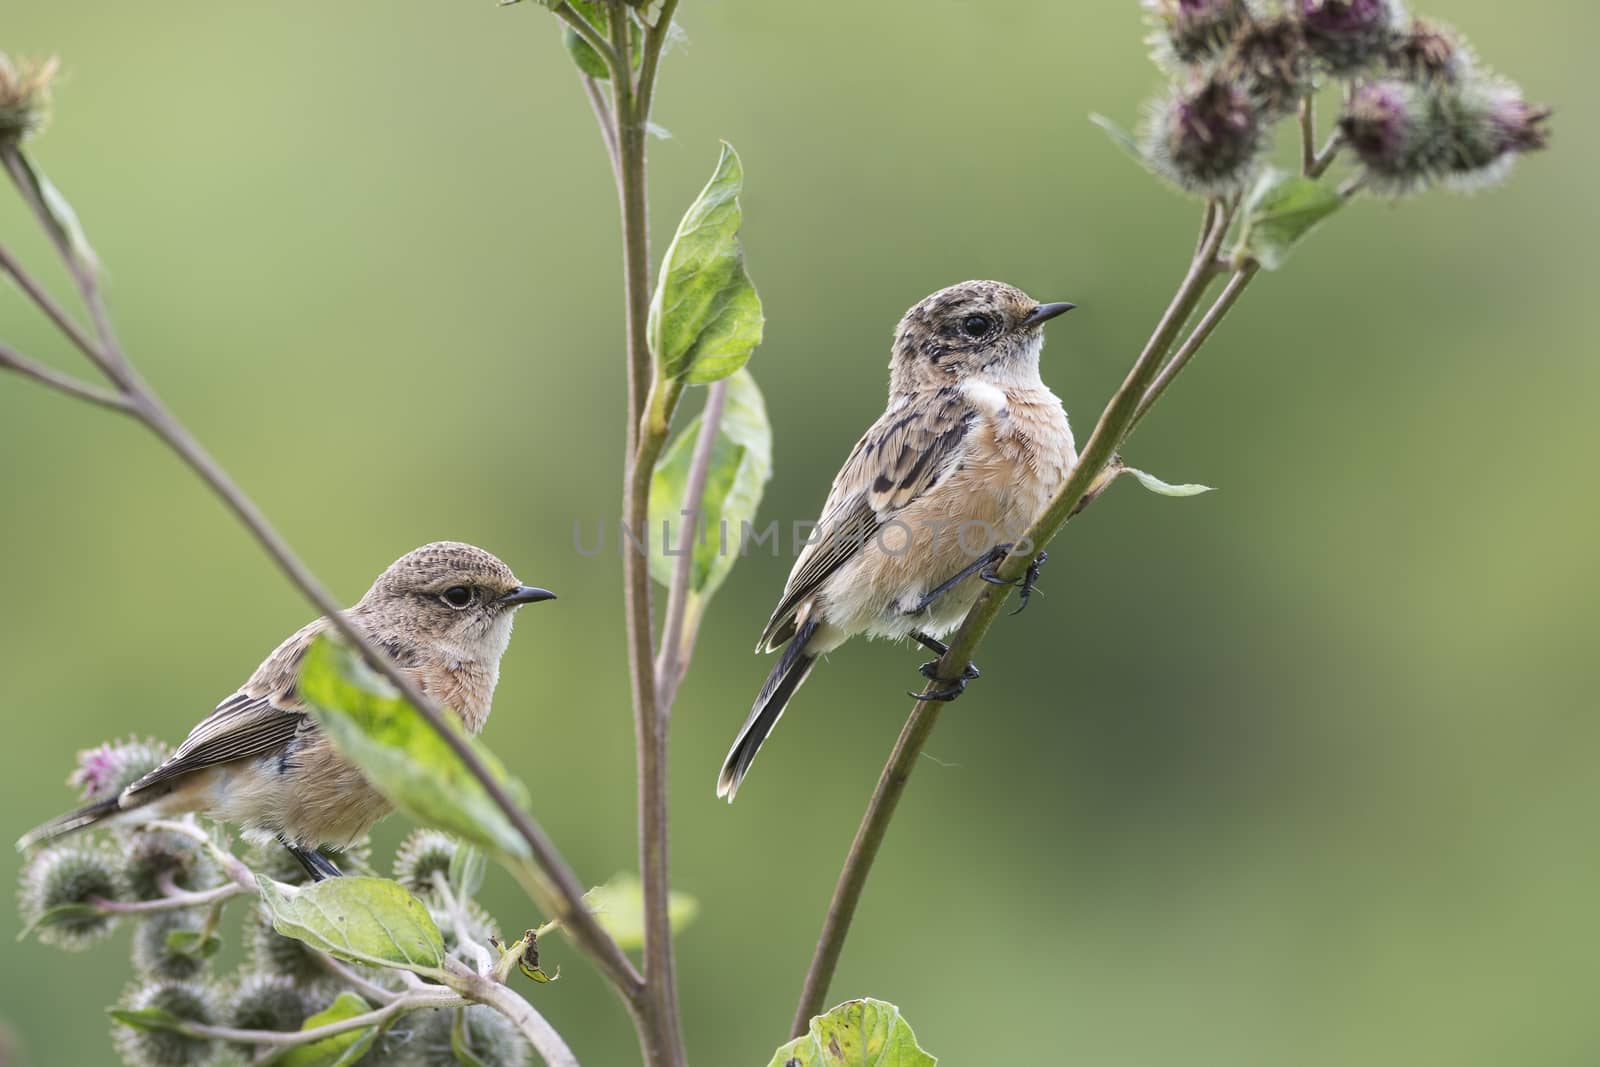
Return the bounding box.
[717,280,1077,799]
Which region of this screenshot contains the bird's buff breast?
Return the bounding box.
[818,389,1073,644]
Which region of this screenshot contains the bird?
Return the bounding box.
[17,541,556,879]
[717,280,1078,800]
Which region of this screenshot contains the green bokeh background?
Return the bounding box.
[3,2,1596,1064]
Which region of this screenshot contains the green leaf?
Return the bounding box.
[448,843,486,901]
[269,992,378,1067]
[1089,112,1143,165]
[165,928,222,959]
[769,999,937,1067]
[299,636,533,861]
[648,143,765,384]
[647,369,773,598]
[16,902,101,940]
[450,1008,493,1067]
[255,874,446,976]
[108,1007,185,1033]
[1233,167,1343,270]
[12,151,99,276]
[580,873,698,950]
[563,0,611,78]
[1124,466,1215,497]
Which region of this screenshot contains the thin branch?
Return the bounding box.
[91,881,248,915]
[1309,130,1343,179]
[318,951,402,1005]
[443,958,582,1067]
[0,242,109,367]
[654,378,728,705]
[635,0,680,122]
[1299,96,1317,174]
[1131,261,1260,430]
[582,74,621,176]
[792,204,1237,1035]
[172,986,462,1047]
[0,340,132,412]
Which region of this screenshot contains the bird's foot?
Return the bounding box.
[908,632,981,700]
[904,544,1015,616]
[284,840,344,882]
[979,549,1050,614]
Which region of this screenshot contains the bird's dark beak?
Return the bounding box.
[1022,301,1076,327]
[499,585,557,606]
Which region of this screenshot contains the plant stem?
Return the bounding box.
[655,378,728,706]
[91,881,247,915]
[172,985,463,1047]
[443,958,582,1067]
[0,340,131,412]
[1131,260,1260,430]
[1299,96,1317,174]
[1,148,642,1010]
[792,202,1241,1034]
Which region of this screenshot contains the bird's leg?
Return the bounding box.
[283,839,343,882]
[908,630,981,701]
[904,544,1014,616]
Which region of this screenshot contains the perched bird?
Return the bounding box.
[18,542,555,879]
[717,281,1077,800]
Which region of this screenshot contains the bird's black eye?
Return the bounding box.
[440,585,474,609]
[960,314,992,338]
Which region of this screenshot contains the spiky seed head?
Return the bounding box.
[1437,73,1550,189]
[1145,0,1250,68]
[131,910,212,981]
[1143,71,1266,195]
[244,903,327,985]
[112,980,220,1067]
[244,837,372,886]
[226,972,314,1043]
[393,830,459,898]
[1226,16,1314,118]
[69,736,170,803]
[1384,17,1472,83]
[18,843,120,949]
[1340,78,1443,193]
[430,897,501,960]
[375,1004,531,1067]
[121,828,218,902]
[0,53,58,146]
[1297,0,1402,73]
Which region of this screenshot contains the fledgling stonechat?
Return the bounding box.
[18,541,555,878]
[717,280,1076,799]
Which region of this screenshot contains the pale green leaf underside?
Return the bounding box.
[299,636,532,861]
[581,872,699,951]
[769,998,937,1067]
[1125,466,1215,497]
[267,992,377,1067]
[649,142,765,384]
[647,369,773,597]
[1236,167,1343,270]
[256,874,445,976]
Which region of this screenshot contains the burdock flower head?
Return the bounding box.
[1385,17,1472,83]
[1340,79,1443,192]
[1144,70,1266,195]
[1437,73,1551,188]
[70,736,170,803]
[1226,16,1314,118]
[0,53,58,146]
[1146,0,1251,67]
[1297,0,1402,73]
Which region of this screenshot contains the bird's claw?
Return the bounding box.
[911,658,980,700]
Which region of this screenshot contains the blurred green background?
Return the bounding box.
[3,1,1597,1064]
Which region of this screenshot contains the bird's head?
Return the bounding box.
[889,280,1074,393]
[357,541,555,661]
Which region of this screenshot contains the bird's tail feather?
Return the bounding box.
[718,617,820,801]
[16,797,125,851]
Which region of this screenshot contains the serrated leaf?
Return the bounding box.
[580,873,698,950]
[647,369,772,598]
[256,875,445,976]
[299,636,533,861]
[1089,112,1144,165]
[268,992,377,1067]
[648,143,764,384]
[1234,167,1343,270]
[12,151,98,276]
[1124,466,1215,497]
[109,1007,185,1033]
[769,998,937,1067]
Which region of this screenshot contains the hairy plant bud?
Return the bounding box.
[122,828,218,902]
[245,836,371,886]
[1340,79,1439,191]
[0,53,57,146]
[431,897,501,960]
[1143,71,1266,194]
[393,829,458,898]
[376,1004,531,1067]
[226,972,313,1036]
[1437,74,1551,189]
[245,903,328,985]
[70,736,170,803]
[1297,0,1401,73]
[1145,0,1250,67]
[18,843,120,949]
[1227,16,1313,117]
[1384,17,1471,83]
[131,910,212,981]
[113,980,220,1067]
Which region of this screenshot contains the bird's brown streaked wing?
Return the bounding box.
[757,390,976,651]
[122,691,309,799]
